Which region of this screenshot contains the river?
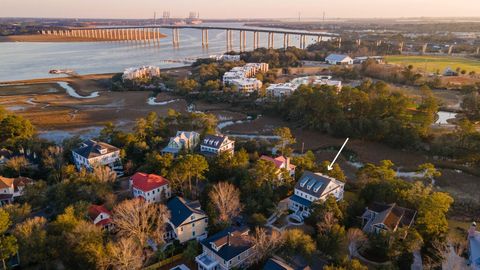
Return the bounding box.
[0,23,323,82]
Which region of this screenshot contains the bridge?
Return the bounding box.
[40,25,341,51]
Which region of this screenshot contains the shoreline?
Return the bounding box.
[0,66,190,85]
[0,33,167,43]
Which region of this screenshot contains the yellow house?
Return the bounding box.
[165,197,208,243]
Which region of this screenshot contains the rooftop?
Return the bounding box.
[73,140,119,159]
[200,227,253,261]
[131,172,169,192]
[167,196,205,227]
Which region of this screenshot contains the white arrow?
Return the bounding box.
[328,138,349,171]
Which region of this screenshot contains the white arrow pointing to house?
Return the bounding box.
[328,138,349,171]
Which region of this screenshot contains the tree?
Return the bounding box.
[6,156,28,177]
[316,212,346,260]
[324,258,368,270]
[2,203,31,225]
[417,163,441,185]
[113,199,170,249]
[107,237,143,270]
[0,114,35,148]
[41,146,65,183]
[250,227,283,264]
[169,154,208,198]
[346,228,367,259]
[251,159,281,189]
[182,241,200,262]
[282,229,315,257]
[319,161,346,182]
[274,127,296,156]
[209,182,242,225]
[0,209,18,270]
[13,217,49,266]
[292,150,317,175]
[176,78,199,94]
[92,165,117,183]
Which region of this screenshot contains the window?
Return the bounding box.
[181,227,184,232]
[192,231,195,236]
[192,223,195,227]
[191,215,195,220]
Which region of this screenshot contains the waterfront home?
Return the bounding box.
[361,202,417,234]
[165,196,208,243]
[222,63,268,92]
[325,54,353,65]
[288,171,345,221]
[72,140,123,176]
[130,172,171,203]
[260,155,296,178]
[468,222,480,269]
[162,131,201,156]
[87,204,113,231]
[200,135,235,156]
[266,83,297,98]
[0,176,32,206]
[196,227,255,270]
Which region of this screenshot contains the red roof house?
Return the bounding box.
[88,204,113,230]
[129,172,171,203]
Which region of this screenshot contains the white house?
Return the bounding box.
[469,222,480,269]
[222,63,268,92]
[130,172,171,203]
[162,131,200,156]
[72,140,123,176]
[122,66,161,81]
[87,204,114,231]
[165,196,208,243]
[360,202,416,234]
[260,155,296,178]
[0,176,31,206]
[288,171,345,221]
[213,54,241,62]
[325,54,353,65]
[196,227,256,270]
[200,135,235,156]
[229,78,263,92]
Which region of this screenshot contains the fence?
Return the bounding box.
[143,253,183,270]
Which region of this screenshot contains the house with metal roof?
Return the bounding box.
[130,172,171,203]
[72,140,123,176]
[200,135,235,156]
[325,54,353,65]
[196,227,255,270]
[161,131,200,156]
[361,202,417,234]
[288,171,345,221]
[165,196,208,243]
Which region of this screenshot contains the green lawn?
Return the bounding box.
[385,55,480,74]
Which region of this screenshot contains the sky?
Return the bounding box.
[2,0,480,19]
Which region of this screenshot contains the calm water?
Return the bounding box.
[0,23,321,82]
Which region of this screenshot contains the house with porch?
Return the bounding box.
[288,171,345,221]
[165,196,208,243]
[360,202,417,234]
[199,135,235,156]
[0,176,32,206]
[162,131,201,156]
[196,227,256,270]
[130,172,171,203]
[72,140,123,176]
[87,204,114,231]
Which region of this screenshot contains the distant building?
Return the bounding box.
[361,202,417,234]
[0,176,32,206]
[122,66,161,81]
[213,54,241,62]
[260,155,296,178]
[266,83,298,98]
[288,171,345,221]
[325,54,353,65]
[165,196,208,243]
[196,227,255,270]
[130,172,171,203]
[200,135,235,156]
[72,140,123,176]
[87,204,113,231]
[223,63,268,92]
[263,256,312,270]
[353,56,384,64]
[468,222,480,269]
[162,131,201,156]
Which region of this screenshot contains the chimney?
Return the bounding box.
[227,233,232,246]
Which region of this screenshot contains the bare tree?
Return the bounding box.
[42,146,64,182]
[209,182,242,224]
[346,228,367,259]
[112,199,170,249]
[107,237,143,270]
[93,166,117,183]
[250,227,284,264]
[6,156,28,177]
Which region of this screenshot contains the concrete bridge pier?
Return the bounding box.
[399,42,404,54]
[448,45,454,55]
[201,29,209,48]
[337,37,342,48]
[239,30,244,52]
[422,43,428,54]
[253,31,257,49]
